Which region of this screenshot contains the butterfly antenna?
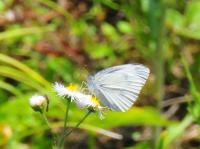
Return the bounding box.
[79,81,84,91]
[79,81,88,93]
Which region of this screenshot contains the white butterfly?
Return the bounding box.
[86,64,150,112]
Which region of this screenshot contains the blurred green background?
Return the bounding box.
[0,0,200,149]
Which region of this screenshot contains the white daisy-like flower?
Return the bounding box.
[73,93,105,119]
[29,95,46,107]
[74,94,98,109]
[53,82,105,119]
[53,82,79,101]
[29,95,47,112]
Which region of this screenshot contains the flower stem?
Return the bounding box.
[58,111,92,149]
[57,100,71,148]
[41,112,51,129]
[64,111,92,137]
[64,100,71,129]
[41,112,57,148]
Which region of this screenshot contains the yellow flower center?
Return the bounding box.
[66,84,78,91]
[91,96,100,107]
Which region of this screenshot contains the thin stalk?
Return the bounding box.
[58,111,92,149]
[37,0,74,24]
[148,0,165,148]
[41,112,51,128]
[57,100,71,147]
[64,111,92,137]
[64,100,71,129]
[41,112,56,148]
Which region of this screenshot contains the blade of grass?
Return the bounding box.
[17,122,123,141]
[0,80,22,96]
[158,115,193,149]
[181,55,200,101]
[0,26,54,41]
[37,0,74,24]
[0,54,50,88]
[0,66,45,91]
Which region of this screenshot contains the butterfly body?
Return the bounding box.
[86,64,150,112]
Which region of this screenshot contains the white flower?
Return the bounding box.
[73,93,105,119]
[53,82,105,119]
[74,94,96,109]
[53,82,68,97]
[29,95,46,107]
[53,82,79,101]
[29,95,47,112]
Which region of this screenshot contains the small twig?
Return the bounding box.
[161,95,192,108]
[163,104,179,119]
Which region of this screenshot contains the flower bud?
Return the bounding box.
[29,95,48,113]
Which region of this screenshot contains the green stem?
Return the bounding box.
[148,0,165,148]
[41,112,56,148]
[65,111,92,137]
[64,100,71,129]
[58,111,92,149]
[41,112,51,128]
[57,100,71,149]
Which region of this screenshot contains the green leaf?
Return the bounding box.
[0,54,50,88]
[85,43,114,59]
[0,80,21,96]
[101,23,119,41]
[185,1,200,29]
[178,1,200,40]
[117,21,133,34]
[0,26,54,41]
[84,107,173,128]
[0,1,5,12]
[125,142,150,149]
[157,115,193,149]
[140,0,149,13]
[99,0,119,9]
[166,9,184,31]
[0,66,44,91]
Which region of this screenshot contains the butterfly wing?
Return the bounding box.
[88,64,150,112]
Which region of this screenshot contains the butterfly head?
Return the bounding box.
[86,75,97,94]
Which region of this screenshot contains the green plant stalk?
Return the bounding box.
[0,66,45,92]
[41,112,57,148]
[148,0,165,147]
[0,26,53,41]
[181,55,200,102]
[0,54,50,88]
[58,111,92,149]
[88,133,96,149]
[58,100,71,148]
[0,80,21,96]
[64,100,71,129]
[17,122,123,141]
[41,112,51,128]
[162,115,193,149]
[181,54,200,123]
[38,0,74,25]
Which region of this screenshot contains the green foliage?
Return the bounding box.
[156,115,193,149]
[166,1,200,39]
[0,0,200,148]
[155,54,200,149]
[0,26,54,41]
